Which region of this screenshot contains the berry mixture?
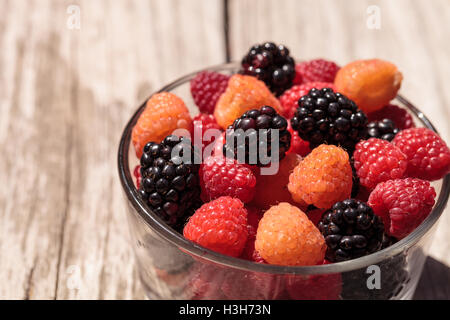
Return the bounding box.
[129,44,449,299]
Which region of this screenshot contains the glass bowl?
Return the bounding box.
[118,63,450,300]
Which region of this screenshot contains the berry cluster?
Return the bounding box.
[129,44,450,300]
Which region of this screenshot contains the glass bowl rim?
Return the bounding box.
[118,62,450,275]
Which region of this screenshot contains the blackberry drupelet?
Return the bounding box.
[223,106,291,166]
[291,88,368,152]
[366,118,399,141]
[240,42,296,96]
[318,199,385,262]
[139,135,201,229]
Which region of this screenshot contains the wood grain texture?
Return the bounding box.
[0,0,225,299]
[0,0,449,300]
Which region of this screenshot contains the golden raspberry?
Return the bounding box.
[288,144,352,209]
[334,59,403,113]
[255,203,326,266]
[214,74,282,129]
[132,92,193,158]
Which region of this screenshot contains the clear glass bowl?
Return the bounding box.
[118,63,450,300]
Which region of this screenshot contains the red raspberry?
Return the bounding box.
[133,165,141,189]
[353,138,408,189]
[294,59,340,85]
[287,120,311,157]
[392,127,450,181]
[285,260,342,300]
[280,82,337,118]
[367,104,415,130]
[368,178,436,239]
[183,196,248,257]
[199,156,257,203]
[192,113,223,155]
[190,71,230,114]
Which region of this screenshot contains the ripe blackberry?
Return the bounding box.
[139,135,201,229]
[366,118,399,141]
[241,42,295,96]
[291,88,368,152]
[223,106,291,166]
[318,199,385,262]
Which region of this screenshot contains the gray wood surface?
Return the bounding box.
[0,0,448,299]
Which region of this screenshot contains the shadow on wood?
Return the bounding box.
[414,256,450,300]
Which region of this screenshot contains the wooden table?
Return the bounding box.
[1,0,449,300]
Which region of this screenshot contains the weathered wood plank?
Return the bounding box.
[54,0,225,300]
[229,0,450,299]
[0,0,72,299]
[0,0,225,299]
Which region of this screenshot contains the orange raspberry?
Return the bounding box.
[132,92,193,158]
[288,144,352,209]
[334,59,403,113]
[251,153,302,210]
[255,203,326,266]
[214,74,282,129]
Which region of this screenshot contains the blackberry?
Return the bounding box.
[291,88,368,152]
[366,118,399,141]
[318,199,385,262]
[139,135,201,229]
[240,42,295,96]
[223,106,291,166]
